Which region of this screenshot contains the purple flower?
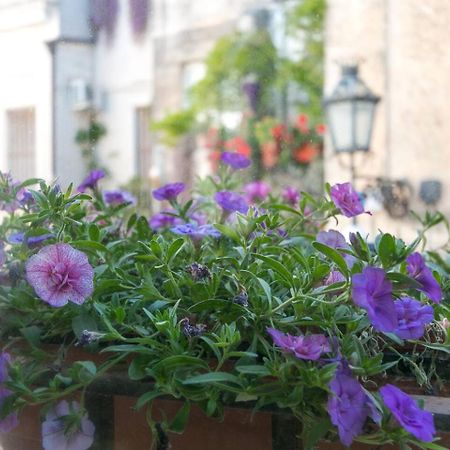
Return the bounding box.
[8,232,53,247]
[26,243,94,307]
[18,189,35,207]
[42,400,95,450]
[220,152,251,169]
[171,223,221,240]
[266,328,330,361]
[330,182,366,218]
[281,186,300,206]
[352,267,398,332]
[328,363,380,447]
[152,182,186,201]
[317,230,357,268]
[103,189,136,205]
[406,253,442,303]
[380,384,435,442]
[0,352,11,384]
[324,270,346,286]
[149,212,181,231]
[77,170,105,192]
[394,297,434,340]
[189,211,208,226]
[214,191,249,214]
[0,387,19,433]
[244,181,271,203]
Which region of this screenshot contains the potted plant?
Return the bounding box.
[0,161,449,450]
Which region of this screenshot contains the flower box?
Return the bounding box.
[0,167,449,450]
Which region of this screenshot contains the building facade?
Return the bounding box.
[0,0,278,189]
[324,0,450,245]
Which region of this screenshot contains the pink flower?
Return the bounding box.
[26,244,94,307]
[244,181,271,203]
[281,186,300,206]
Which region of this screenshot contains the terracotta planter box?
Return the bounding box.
[2,346,450,449]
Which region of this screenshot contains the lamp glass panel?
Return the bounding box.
[327,101,353,152]
[355,100,376,150]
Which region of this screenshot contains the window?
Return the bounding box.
[135,106,152,179]
[7,107,36,180]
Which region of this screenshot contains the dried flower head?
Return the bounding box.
[186,263,211,282]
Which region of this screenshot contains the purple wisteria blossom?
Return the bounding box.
[0,352,11,384]
[281,186,300,206]
[149,212,181,231]
[380,384,435,442]
[152,182,186,201]
[103,189,136,205]
[8,232,53,247]
[26,243,94,307]
[352,267,398,332]
[42,400,95,450]
[77,170,105,192]
[394,297,434,340]
[330,182,366,218]
[406,252,442,303]
[220,152,251,169]
[0,387,19,433]
[214,191,249,214]
[266,328,330,361]
[171,223,221,240]
[328,363,380,447]
[244,181,271,203]
[317,230,357,268]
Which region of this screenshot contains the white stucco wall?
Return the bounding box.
[94,0,153,186]
[0,0,57,180]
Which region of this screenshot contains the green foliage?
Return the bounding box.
[75,119,107,173]
[151,109,197,146]
[284,0,326,120]
[0,165,449,448]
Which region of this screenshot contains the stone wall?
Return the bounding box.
[324,0,450,247]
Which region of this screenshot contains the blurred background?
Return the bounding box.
[0,0,449,244]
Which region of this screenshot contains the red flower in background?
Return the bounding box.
[316,124,326,135]
[296,114,309,133]
[293,143,318,164]
[271,124,287,141]
[225,136,252,158]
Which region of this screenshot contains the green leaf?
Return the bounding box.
[183,372,243,386]
[257,277,272,303]
[418,342,450,355]
[166,238,185,263]
[386,273,422,290]
[168,402,191,434]
[152,355,208,375]
[253,254,293,285]
[19,326,41,347]
[74,361,97,376]
[235,365,270,376]
[72,314,98,338]
[73,240,108,253]
[377,233,396,268]
[214,224,240,243]
[135,390,163,410]
[303,417,332,450]
[88,224,100,242]
[312,242,349,276]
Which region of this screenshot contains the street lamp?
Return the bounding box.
[324,65,380,184]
